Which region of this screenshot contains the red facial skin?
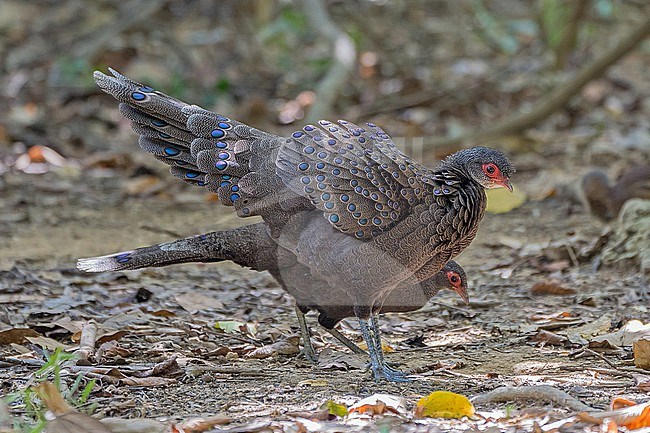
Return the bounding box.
[482,162,513,192]
[446,270,469,304]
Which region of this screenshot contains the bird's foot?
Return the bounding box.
[367,362,411,383]
[380,364,411,383]
[300,346,319,364]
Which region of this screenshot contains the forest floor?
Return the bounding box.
[1,139,648,432]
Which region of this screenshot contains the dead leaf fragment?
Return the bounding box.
[579,398,650,430]
[634,339,650,370]
[414,390,475,419]
[592,320,650,347]
[247,337,300,359]
[348,394,406,417]
[530,282,577,296]
[0,327,39,345]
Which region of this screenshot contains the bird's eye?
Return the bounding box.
[482,163,499,178]
[450,274,459,283]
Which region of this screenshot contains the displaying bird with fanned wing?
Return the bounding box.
[79,69,514,382]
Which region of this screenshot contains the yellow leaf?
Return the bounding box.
[414,391,475,419]
[486,184,526,214]
[357,340,394,352]
[322,400,348,417]
[214,321,257,336]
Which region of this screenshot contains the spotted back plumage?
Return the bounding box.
[276,120,444,239]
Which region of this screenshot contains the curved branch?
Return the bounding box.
[427,16,650,150]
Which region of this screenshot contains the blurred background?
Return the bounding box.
[0,0,648,266]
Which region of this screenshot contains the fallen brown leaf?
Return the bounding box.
[634,339,650,370]
[530,282,577,296]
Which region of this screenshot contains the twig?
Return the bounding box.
[301,0,356,122]
[427,16,650,150]
[570,347,617,368]
[472,385,595,412]
[76,320,98,364]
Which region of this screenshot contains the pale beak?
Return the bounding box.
[500,179,513,193]
[454,285,470,305]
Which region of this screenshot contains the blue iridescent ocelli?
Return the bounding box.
[321,193,331,200]
[347,204,356,211]
[301,176,310,184]
[220,181,231,187]
[216,142,227,149]
[218,122,231,130]
[316,175,325,182]
[328,139,336,145]
[340,194,349,202]
[152,119,167,127]
[324,202,334,209]
[164,147,180,156]
[314,135,323,141]
[359,218,368,225]
[355,231,364,238]
[211,129,225,138]
[373,217,382,226]
[332,168,340,175]
[304,125,315,131]
[293,131,304,138]
[231,185,240,192]
[218,152,229,160]
[186,171,199,178]
[197,181,206,186]
[329,214,340,223]
[242,207,250,215]
[139,86,154,92]
[131,92,146,101]
[230,193,240,202]
[222,175,231,180]
[215,161,227,170]
[298,162,309,171]
[358,137,366,143]
[304,146,315,154]
[316,162,325,169]
[317,151,327,159]
[159,132,171,139]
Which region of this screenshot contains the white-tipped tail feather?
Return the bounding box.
[76,250,135,272]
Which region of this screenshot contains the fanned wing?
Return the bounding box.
[94,68,310,220]
[276,120,458,239]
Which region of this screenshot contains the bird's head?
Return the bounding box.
[440,260,469,305]
[445,146,515,192]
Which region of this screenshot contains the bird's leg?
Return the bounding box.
[294,306,318,363]
[357,314,410,383]
[357,317,382,381]
[370,314,409,380]
[325,327,366,355]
